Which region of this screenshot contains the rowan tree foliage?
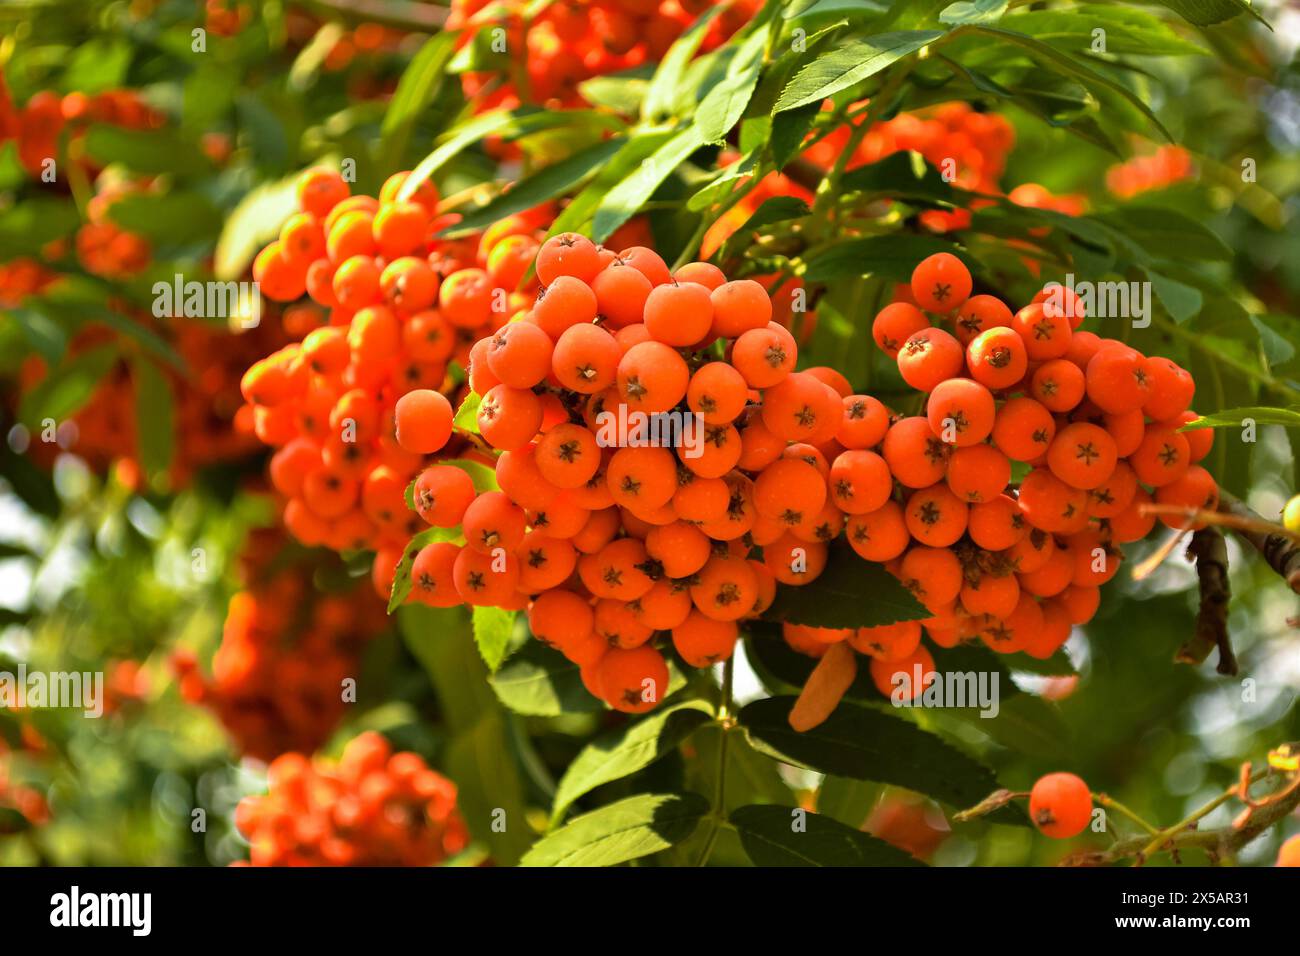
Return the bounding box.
[0,0,1298,870]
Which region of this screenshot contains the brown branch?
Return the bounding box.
[1216,489,1300,594]
[1180,526,1236,675]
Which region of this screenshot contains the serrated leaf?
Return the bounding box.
[551,701,713,822]
[730,804,924,866]
[472,605,516,672]
[764,541,928,628]
[694,25,770,142]
[642,4,731,122]
[774,30,943,113]
[1180,406,1300,430]
[453,392,482,434]
[488,640,605,716]
[1145,268,1203,323]
[803,234,972,283]
[1003,6,1208,56]
[739,697,1008,812]
[591,125,708,243]
[521,792,710,867]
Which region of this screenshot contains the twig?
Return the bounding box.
[1181,526,1236,675]
[1216,489,1300,594]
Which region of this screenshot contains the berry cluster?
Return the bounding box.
[242,168,555,576]
[398,232,888,714]
[175,530,387,761]
[449,0,755,110]
[1106,145,1194,199]
[233,731,469,866]
[784,252,1216,693]
[75,178,153,280]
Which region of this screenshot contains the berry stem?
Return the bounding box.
[1092,793,1158,835]
[693,657,736,867]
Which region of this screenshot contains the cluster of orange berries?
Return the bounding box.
[233,731,469,866]
[449,0,755,110]
[0,258,57,308]
[1106,145,1194,199]
[0,733,49,833]
[241,167,544,578]
[174,530,387,761]
[786,252,1216,695]
[75,178,154,280]
[393,231,904,714]
[0,80,163,178]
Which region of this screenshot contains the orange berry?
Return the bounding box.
[671,612,738,667]
[631,579,694,631]
[616,340,689,414]
[452,544,520,605]
[1085,345,1151,414]
[897,327,964,392]
[837,394,890,449]
[710,279,771,338]
[1029,772,1092,839]
[412,465,476,527]
[849,620,922,661]
[478,385,543,450]
[462,491,527,554]
[968,494,1028,551]
[945,443,1010,503]
[1129,423,1191,488]
[910,252,971,313]
[372,201,429,260]
[644,280,713,346]
[760,371,840,443]
[905,484,968,547]
[536,233,601,285]
[688,362,748,425]
[486,321,553,389]
[297,167,349,218]
[1142,357,1195,421]
[411,541,463,608]
[689,555,758,622]
[674,261,726,290]
[967,326,1028,391]
[898,546,963,606]
[528,589,595,653]
[953,294,1012,345]
[869,645,935,702]
[872,302,929,358]
[753,457,828,527]
[1047,422,1118,490]
[845,501,910,562]
[828,450,892,515]
[535,423,601,489]
[596,645,669,713]
[616,246,671,286]
[1154,464,1218,530]
[991,397,1055,462]
[882,416,950,488]
[578,537,655,601]
[393,389,452,455]
[1030,358,1085,413]
[763,533,827,585]
[926,377,995,447]
[1011,302,1071,361]
[591,262,651,328]
[731,323,797,388]
[439,268,496,329]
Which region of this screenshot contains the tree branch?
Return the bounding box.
[1217,489,1300,594]
[1180,526,1236,675]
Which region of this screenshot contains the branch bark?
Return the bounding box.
[1217,489,1300,594]
[1181,526,1236,675]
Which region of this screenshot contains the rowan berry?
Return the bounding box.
[690,555,758,622]
[674,261,726,290]
[953,294,1012,345]
[927,377,995,447]
[897,327,964,392]
[1085,345,1151,414]
[616,246,672,286]
[905,484,968,547]
[684,423,743,479]
[439,268,496,328]
[845,502,910,562]
[1030,358,1085,412]
[761,371,840,443]
[754,457,828,527]
[1129,423,1190,488]
[828,450,892,515]
[1276,834,1300,867]
[411,465,475,528]
[710,279,772,338]
[731,324,797,388]
[991,397,1055,462]
[411,542,463,608]
[849,620,922,661]
[672,612,738,667]
[528,490,592,539]
[763,534,827,585]
[898,546,963,607]
[607,445,677,510]
[616,340,689,414]
[1057,583,1100,625]
[452,544,520,606]
[302,465,360,519]
[596,645,670,713]
[643,280,713,346]
[485,321,553,388]
[1011,302,1071,361]
[1047,422,1118,490]
[967,326,1028,391]
[1154,465,1218,529]
[967,494,1027,551]
[981,591,1043,653]
[1168,410,1212,462]
[372,201,429,260]
[837,394,890,449]
[1086,459,1137,519]
[461,491,527,554]
[1029,772,1092,839]
[1141,357,1195,421]
[870,645,936,702]
[945,443,1011,503]
[872,302,930,358]
[1017,544,1074,598]
[960,572,1020,619]
[882,416,950,488]
[578,537,655,601]
[687,362,748,425]
[391,389,452,455]
[280,212,326,266]
[536,232,601,286]
[591,262,652,327]
[1018,467,1088,533]
[478,385,543,450]
[297,168,350,218]
[571,506,621,554]
[910,252,971,313]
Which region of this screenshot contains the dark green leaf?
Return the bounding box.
[1150,0,1269,28]
[774,31,943,113]
[730,804,924,866]
[83,125,211,178]
[130,356,174,483]
[803,234,972,283]
[642,4,731,122]
[591,126,708,243]
[551,701,713,821]
[764,540,928,628]
[107,192,223,246]
[1003,6,1208,55]
[488,640,604,716]
[379,32,459,174]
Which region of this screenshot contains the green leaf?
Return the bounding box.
[1002,6,1208,56]
[803,234,972,283]
[839,150,954,203]
[472,605,516,672]
[452,392,482,434]
[764,541,928,628]
[213,173,300,281]
[441,457,499,492]
[551,701,713,822]
[549,131,678,235]
[441,138,627,237]
[642,4,731,122]
[815,776,881,828]
[730,804,924,866]
[62,36,131,93]
[774,30,943,113]
[591,126,708,243]
[130,356,174,484]
[521,792,710,867]
[579,76,649,115]
[379,32,459,174]
[0,198,80,259]
[107,192,223,246]
[940,0,1008,26]
[487,640,604,716]
[1150,0,1270,28]
[400,108,621,202]
[694,25,771,142]
[1180,406,1300,431]
[1145,268,1203,323]
[387,527,461,613]
[739,697,1007,812]
[444,712,534,865]
[83,125,211,178]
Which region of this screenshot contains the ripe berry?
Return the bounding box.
[536,232,601,285]
[644,280,713,346]
[617,341,689,414]
[910,252,971,313]
[967,326,1028,391]
[591,263,652,327]
[596,645,669,714]
[1085,346,1151,414]
[1046,422,1118,490]
[991,397,1055,462]
[672,612,739,667]
[872,302,929,358]
[897,327,964,392]
[926,377,995,447]
[710,279,772,338]
[393,389,453,455]
[1029,772,1092,839]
